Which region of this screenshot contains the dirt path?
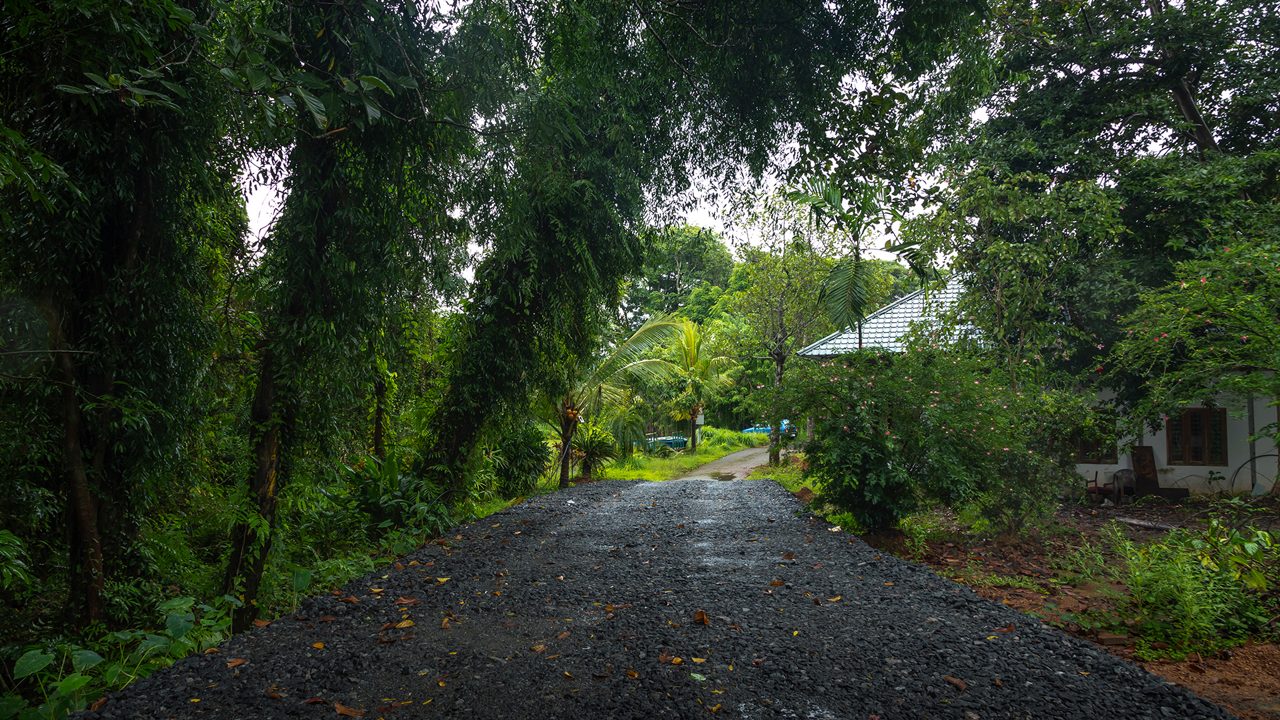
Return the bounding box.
[84,481,1233,719]
[676,446,770,481]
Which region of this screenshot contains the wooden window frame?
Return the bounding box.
[1165,407,1228,466]
[1075,435,1118,465]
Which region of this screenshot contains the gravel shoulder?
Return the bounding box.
[82,480,1235,719]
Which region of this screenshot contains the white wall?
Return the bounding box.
[1076,395,1278,496]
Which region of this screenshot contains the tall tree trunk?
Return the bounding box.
[769,353,785,465]
[688,407,699,453]
[372,374,387,460]
[223,347,288,633]
[558,407,577,489]
[43,303,105,626]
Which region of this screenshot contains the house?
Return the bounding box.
[797,278,1278,496]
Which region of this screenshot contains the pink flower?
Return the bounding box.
[1200,276,1208,284]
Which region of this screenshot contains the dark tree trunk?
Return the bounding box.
[44,303,105,626]
[688,409,698,453]
[223,347,288,633]
[558,411,577,489]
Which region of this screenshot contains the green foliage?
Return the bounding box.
[622,226,734,327]
[571,423,617,481]
[492,424,552,499]
[1,596,234,719]
[1112,233,1280,441]
[1064,521,1277,660]
[0,533,31,592]
[796,349,1080,531]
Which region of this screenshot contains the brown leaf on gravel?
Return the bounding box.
[264,686,284,700]
[993,677,1003,687]
[440,617,451,630]
[658,650,673,664]
[671,657,684,665]
[303,697,327,705]
[226,658,247,669]
[89,697,107,712]
[694,610,709,625]
[557,630,571,640]
[395,619,415,629]
[883,581,895,587]
[769,579,785,587]
[203,647,219,655]
[339,595,360,604]
[626,669,639,679]
[531,644,547,653]
[334,701,366,717]
[253,619,271,628]
[319,615,336,623]
[943,675,968,692]
[782,551,796,560]
[395,597,419,606]
[993,623,1015,633]
[562,671,574,679]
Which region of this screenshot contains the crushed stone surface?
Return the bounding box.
[82,480,1235,719]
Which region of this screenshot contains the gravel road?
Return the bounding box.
[82,479,1234,719]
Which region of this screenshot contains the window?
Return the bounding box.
[1076,435,1118,464]
[1166,408,1228,465]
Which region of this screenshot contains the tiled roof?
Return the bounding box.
[797,276,968,357]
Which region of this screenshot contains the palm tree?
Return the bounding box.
[548,317,681,488]
[635,319,736,452]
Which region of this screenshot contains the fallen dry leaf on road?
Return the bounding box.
[782,552,795,560]
[694,610,709,625]
[691,657,706,663]
[226,658,247,669]
[943,675,968,692]
[531,644,546,653]
[769,579,785,587]
[253,619,271,628]
[311,642,325,650]
[334,701,366,716]
[395,620,415,629]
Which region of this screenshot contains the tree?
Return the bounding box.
[640,320,735,453]
[621,225,733,327]
[219,0,483,632]
[906,0,1280,395]
[1112,234,1280,443]
[546,318,681,489]
[0,0,243,626]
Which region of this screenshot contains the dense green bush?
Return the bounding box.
[795,349,1083,531]
[572,423,618,480]
[492,424,552,499]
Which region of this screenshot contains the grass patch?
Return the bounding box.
[746,456,807,493]
[605,446,746,481]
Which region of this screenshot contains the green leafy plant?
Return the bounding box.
[572,423,618,481]
[1,596,235,719]
[0,532,31,591]
[492,424,552,499]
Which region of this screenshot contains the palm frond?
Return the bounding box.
[820,257,874,331]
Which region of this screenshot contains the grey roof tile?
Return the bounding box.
[797,276,969,357]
